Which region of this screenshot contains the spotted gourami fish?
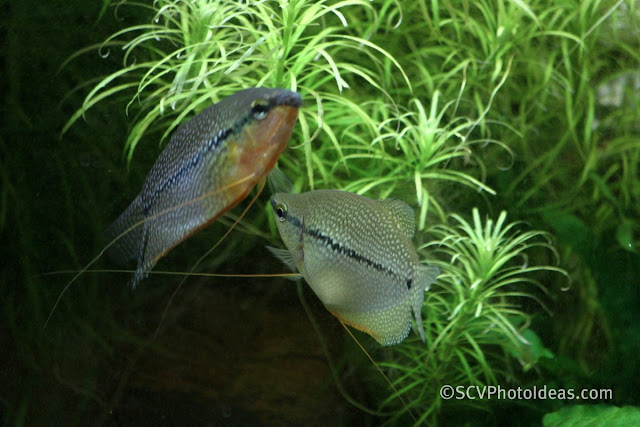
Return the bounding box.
[106,88,302,288]
[268,190,440,346]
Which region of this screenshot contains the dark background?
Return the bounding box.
[2,1,639,426]
[1,2,371,425]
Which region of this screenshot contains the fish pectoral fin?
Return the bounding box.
[266,245,302,276]
[267,166,293,194]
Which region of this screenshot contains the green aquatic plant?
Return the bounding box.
[336,92,506,229]
[59,0,555,414]
[480,0,640,247]
[370,0,638,394]
[543,404,640,426]
[5,0,640,424]
[366,0,640,252]
[379,209,565,425]
[64,0,503,209]
[62,0,509,221]
[51,0,639,424]
[62,0,409,188]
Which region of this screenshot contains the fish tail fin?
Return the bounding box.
[104,196,144,269]
[412,264,440,342]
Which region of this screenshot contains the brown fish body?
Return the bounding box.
[107,88,301,287]
[269,190,440,346]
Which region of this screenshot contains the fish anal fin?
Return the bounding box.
[327,304,411,346]
[328,309,381,343]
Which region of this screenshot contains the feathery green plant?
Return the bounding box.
[62,0,410,188]
[335,93,505,228]
[4,0,638,424]
[369,0,638,393]
[379,208,565,425]
[478,0,640,247]
[58,0,640,424]
[64,0,506,211]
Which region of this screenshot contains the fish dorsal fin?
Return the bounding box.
[382,198,415,239]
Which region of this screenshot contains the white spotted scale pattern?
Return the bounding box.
[105,88,301,288]
[269,190,440,346]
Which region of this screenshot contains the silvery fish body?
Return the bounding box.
[106,88,301,288]
[269,190,440,346]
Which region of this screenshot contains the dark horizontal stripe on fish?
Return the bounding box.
[286,213,412,289]
[142,125,237,215]
[142,91,300,214]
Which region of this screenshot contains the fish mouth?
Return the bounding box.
[271,90,302,109]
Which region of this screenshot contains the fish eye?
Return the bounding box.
[275,202,288,222]
[251,99,269,120]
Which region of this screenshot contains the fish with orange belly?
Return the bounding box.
[268,190,440,346]
[106,88,301,288]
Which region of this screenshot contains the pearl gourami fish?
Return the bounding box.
[268,190,440,346]
[106,88,302,288]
